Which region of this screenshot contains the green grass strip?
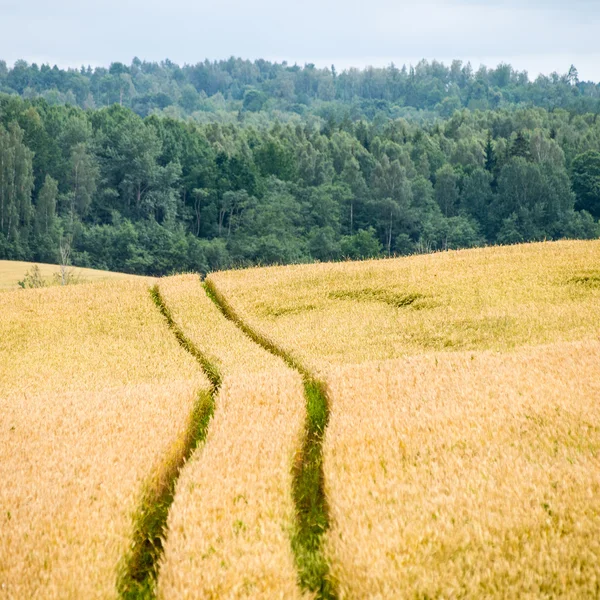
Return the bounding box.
[150,285,221,390]
[204,277,337,599]
[117,284,221,599]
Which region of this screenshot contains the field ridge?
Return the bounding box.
[118,285,223,598]
[204,277,337,599]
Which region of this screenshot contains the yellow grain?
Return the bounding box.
[156,275,306,598]
[0,281,209,599]
[0,259,142,291]
[209,240,600,371]
[157,274,284,375]
[324,343,600,598]
[4,240,600,596]
[207,240,600,596]
[159,372,305,599]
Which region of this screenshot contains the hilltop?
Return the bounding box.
[1,240,599,598]
[0,260,143,291]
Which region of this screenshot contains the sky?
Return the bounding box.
[1,0,599,80]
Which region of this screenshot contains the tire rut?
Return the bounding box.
[117,284,221,599]
[204,276,337,600]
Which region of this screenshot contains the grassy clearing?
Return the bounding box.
[155,275,305,598]
[323,342,600,597]
[209,240,600,370]
[0,281,210,598]
[0,259,141,291]
[205,276,336,598]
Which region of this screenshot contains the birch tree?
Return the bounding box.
[0,122,34,243]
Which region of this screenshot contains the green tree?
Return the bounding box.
[33,175,60,262]
[435,164,459,217]
[460,168,494,237]
[484,131,496,173]
[572,150,600,218]
[494,157,573,241]
[230,178,303,265]
[178,84,200,113]
[497,213,524,245]
[372,156,413,254]
[372,156,410,202]
[34,175,58,235]
[254,136,297,181]
[510,131,530,160]
[308,226,340,261]
[68,142,98,224]
[0,122,34,246]
[340,228,382,259]
[341,156,367,234]
[92,106,181,222]
[242,88,267,112]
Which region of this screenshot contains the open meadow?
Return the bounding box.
[1,239,600,598]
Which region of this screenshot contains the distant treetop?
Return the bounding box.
[0,57,598,120]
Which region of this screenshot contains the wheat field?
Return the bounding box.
[208,240,600,371]
[155,275,305,598]
[206,240,600,598]
[323,343,600,598]
[158,371,306,599]
[0,280,210,598]
[2,241,600,598]
[0,260,141,291]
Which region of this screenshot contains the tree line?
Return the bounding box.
[1,59,599,122]
[1,91,599,275]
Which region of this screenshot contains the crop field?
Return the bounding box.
[323,343,600,597]
[0,260,141,291]
[207,240,600,598]
[0,280,210,598]
[208,240,600,371]
[155,276,305,598]
[2,240,600,598]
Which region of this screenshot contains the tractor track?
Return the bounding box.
[117,284,221,599]
[204,276,337,600]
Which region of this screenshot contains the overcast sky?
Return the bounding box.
[1,0,598,80]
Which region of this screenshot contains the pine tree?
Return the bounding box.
[510,131,530,160]
[484,131,496,172]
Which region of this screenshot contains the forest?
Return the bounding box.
[1,58,599,275]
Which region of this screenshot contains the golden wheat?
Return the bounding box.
[158,371,306,599]
[209,240,600,371]
[323,342,600,598]
[4,241,600,597]
[155,275,306,598]
[0,281,209,599]
[157,274,285,375]
[206,240,600,597]
[0,260,141,291]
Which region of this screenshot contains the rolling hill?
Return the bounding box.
[0,260,144,291]
[2,240,599,599]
